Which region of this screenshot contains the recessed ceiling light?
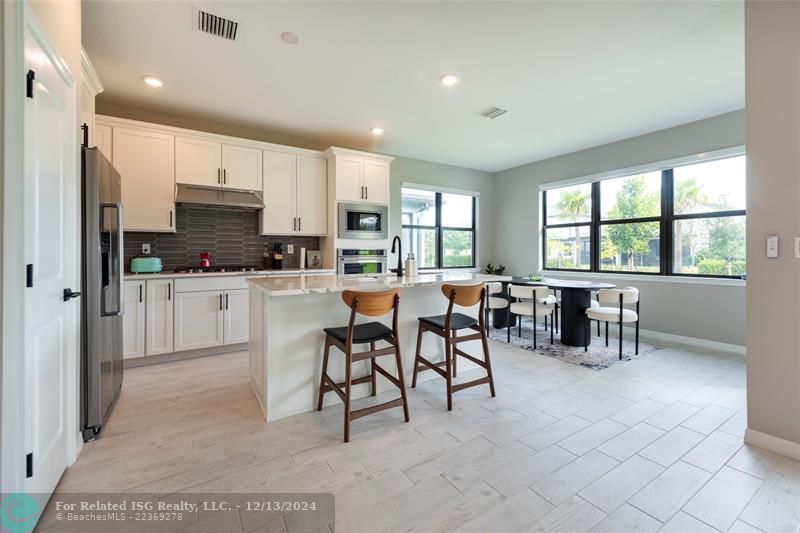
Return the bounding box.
[142,76,164,88]
[440,74,459,87]
[281,32,300,45]
[370,127,384,136]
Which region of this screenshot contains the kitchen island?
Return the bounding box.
[247,272,507,422]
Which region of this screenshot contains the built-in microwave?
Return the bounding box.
[338,203,388,240]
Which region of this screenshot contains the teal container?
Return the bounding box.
[130,256,163,274]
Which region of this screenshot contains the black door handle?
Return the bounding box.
[63,288,82,302]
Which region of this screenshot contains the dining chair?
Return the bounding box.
[485,282,508,331]
[584,287,640,359]
[507,285,556,347]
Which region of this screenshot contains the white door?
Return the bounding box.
[113,127,175,232]
[261,150,296,234]
[175,136,221,187]
[363,159,390,204]
[174,291,224,351]
[122,281,145,358]
[94,124,112,160]
[223,289,249,344]
[334,156,363,202]
[296,155,327,235]
[145,279,174,355]
[23,19,77,497]
[222,144,261,191]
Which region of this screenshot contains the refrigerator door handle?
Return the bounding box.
[100,202,124,316]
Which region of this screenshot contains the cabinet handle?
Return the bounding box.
[219,293,223,310]
[167,282,171,301]
[169,210,173,228]
[223,168,227,185]
[361,185,364,199]
[298,217,301,232]
[217,168,221,184]
[139,283,143,303]
[225,293,229,310]
[365,186,368,199]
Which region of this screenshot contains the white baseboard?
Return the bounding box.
[638,328,746,355]
[744,428,800,462]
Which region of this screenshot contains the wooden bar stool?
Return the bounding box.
[411,283,496,411]
[317,288,410,442]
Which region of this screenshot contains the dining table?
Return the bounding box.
[502,277,616,347]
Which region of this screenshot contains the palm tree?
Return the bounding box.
[673,178,705,270]
[557,189,590,268]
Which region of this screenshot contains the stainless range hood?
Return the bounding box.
[175,184,264,210]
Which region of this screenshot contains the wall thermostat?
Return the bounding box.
[767,235,779,258]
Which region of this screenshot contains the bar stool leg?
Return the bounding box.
[444,331,453,411]
[452,330,458,378]
[370,341,377,397]
[412,322,424,388]
[394,341,411,422]
[480,326,496,397]
[317,336,332,411]
[343,348,353,443]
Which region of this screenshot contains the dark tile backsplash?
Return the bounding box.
[124,205,321,271]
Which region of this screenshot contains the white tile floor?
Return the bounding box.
[46,338,800,532]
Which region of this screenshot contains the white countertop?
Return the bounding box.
[246,272,510,296]
[124,269,335,281]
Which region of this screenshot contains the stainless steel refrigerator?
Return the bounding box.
[81,146,124,441]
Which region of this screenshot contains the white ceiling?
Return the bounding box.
[83,1,744,173]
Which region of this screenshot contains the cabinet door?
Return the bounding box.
[175,136,222,187]
[334,156,363,202]
[122,281,146,359]
[223,289,249,344]
[261,150,296,234]
[174,291,224,352]
[113,127,175,232]
[95,124,112,161]
[296,156,328,235]
[145,279,174,355]
[363,159,390,204]
[222,144,262,191]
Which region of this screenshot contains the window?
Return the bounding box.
[402,187,476,269]
[541,153,746,278]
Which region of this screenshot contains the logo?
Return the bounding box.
[1,494,41,533]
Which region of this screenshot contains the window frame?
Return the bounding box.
[402,189,477,270]
[542,157,746,280]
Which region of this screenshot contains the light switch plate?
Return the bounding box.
[767,236,779,258]
[794,237,800,258]
[142,243,151,254]
[287,244,294,254]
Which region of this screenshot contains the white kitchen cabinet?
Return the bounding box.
[224,289,249,344]
[261,150,327,236]
[146,279,174,355]
[222,144,262,190]
[176,136,261,191]
[94,124,112,161]
[175,136,222,187]
[122,280,145,359]
[362,159,390,204]
[113,127,175,232]
[327,148,393,205]
[174,290,225,352]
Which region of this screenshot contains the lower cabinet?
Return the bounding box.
[174,289,250,352]
[122,280,145,358]
[146,279,174,355]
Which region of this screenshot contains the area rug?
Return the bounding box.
[487,318,662,371]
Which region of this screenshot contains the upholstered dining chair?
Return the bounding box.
[507,285,556,347]
[485,282,508,331]
[584,287,640,359]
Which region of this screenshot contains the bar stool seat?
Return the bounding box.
[323,322,393,344]
[419,312,478,331]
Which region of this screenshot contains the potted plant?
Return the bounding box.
[484,263,506,275]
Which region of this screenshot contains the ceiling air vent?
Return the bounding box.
[197,9,239,41]
[478,106,508,119]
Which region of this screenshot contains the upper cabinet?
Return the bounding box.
[112,127,175,232]
[94,124,112,160]
[262,150,327,236]
[326,148,393,205]
[176,135,262,191]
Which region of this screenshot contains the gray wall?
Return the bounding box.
[389,156,494,269]
[492,110,746,346]
[745,1,800,447]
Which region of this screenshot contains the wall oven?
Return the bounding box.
[338,203,388,240]
[337,249,388,276]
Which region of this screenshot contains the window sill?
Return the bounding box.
[541,269,746,287]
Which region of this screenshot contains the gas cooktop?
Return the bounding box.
[173,265,261,274]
